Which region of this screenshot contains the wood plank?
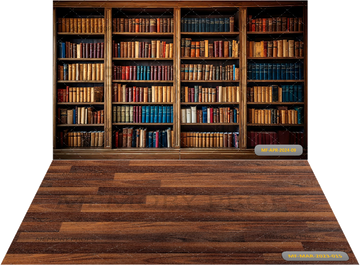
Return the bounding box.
[37,187,99,195]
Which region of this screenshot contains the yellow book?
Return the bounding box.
[204,40,209,57]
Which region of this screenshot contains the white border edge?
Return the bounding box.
[308,159,360,264]
[0,158,53,264]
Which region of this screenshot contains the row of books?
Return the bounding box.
[57,86,104,103]
[112,85,173,103]
[247,131,304,147]
[58,107,104,125]
[114,128,173,148]
[181,64,239,81]
[248,107,303,125]
[247,16,303,32]
[113,105,173,124]
[181,38,239,58]
[181,132,239,148]
[248,40,304,58]
[113,65,173,81]
[58,42,104,59]
[112,41,173,58]
[58,63,104,81]
[57,17,105,33]
[58,131,104,148]
[181,106,238,124]
[247,85,303,103]
[181,17,235,32]
[247,62,303,80]
[113,17,174,33]
[181,86,239,103]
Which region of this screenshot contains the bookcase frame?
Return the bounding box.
[53,1,307,159]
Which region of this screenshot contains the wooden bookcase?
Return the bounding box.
[53,1,307,159]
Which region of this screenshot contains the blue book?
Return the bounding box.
[225,18,230,32]
[166,106,170,123]
[61,42,66,58]
[255,63,260,80]
[298,85,303,102]
[206,18,210,32]
[162,131,166,148]
[142,106,146,123]
[73,109,76,124]
[294,107,303,124]
[294,63,299,80]
[146,106,150,123]
[63,64,68,80]
[259,64,264,80]
[234,108,237,123]
[268,63,272,80]
[299,62,303,80]
[289,85,294,102]
[210,18,215,32]
[202,106,207,123]
[201,18,206,32]
[181,18,184,32]
[273,63,277,80]
[194,18,199,32]
[117,44,120,58]
[139,66,143,80]
[143,66,147,80]
[252,63,256,80]
[153,131,157,147]
[191,18,195,32]
[247,63,252,79]
[194,86,199,102]
[282,87,286,102]
[264,64,268,80]
[233,64,236,80]
[147,66,150,80]
[214,18,219,32]
[183,18,187,32]
[148,132,152,148]
[154,106,159,123]
[137,66,140,80]
[276,63,281,80]
[170,106,173,123]
[150,106,154,123]
[161,106,166,123]
[286,63,290,80]
[219,18,225,32]
[281,63,286,80]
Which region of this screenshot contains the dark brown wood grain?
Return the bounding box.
[2,160,358,264]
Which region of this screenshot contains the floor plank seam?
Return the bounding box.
[0,158,53,264]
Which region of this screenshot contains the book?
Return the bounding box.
[113,17,174,33]
[181,86,239,103]
[181,64,239,81]
[112,40,173,58]
[58,63,104,81]
[59,42,104,58]
[112,85,173,103]
[113,65,173,80]
[58,107,104,124]
[248,107,302,124]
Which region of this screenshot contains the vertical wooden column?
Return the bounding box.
[174,8,181,149]
[303,4,308,155]
[53,7,57,150]
[104,8,112,149]
[239,7,247,149]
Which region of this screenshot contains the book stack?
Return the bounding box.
[113,65,173,80]
[181,38,239,58]
[58,63,104,81]
[114,128,173,148]
[247,131,304,147]
[181,64,239,80]
[113,105,173,123]
[247,16,303,32]
[112,85,173,103]
[247,62,303,80]
[181,86,239,102]
[247,40,304,58]
[113,18,174,33]
[247,85,303,103]
[58,41,104,58]
[181,17,234,32]
[57,86,104,103]
[181,106,238,124]
[57,18,105,33]
[181,132,239,148]
[112,40,173,58]
[58,131,104,148]
[58,107,104,124]
[248,106,303,124]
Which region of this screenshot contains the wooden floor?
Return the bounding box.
[2,160,358,264]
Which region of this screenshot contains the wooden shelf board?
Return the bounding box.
[181,123,238,126]
[113,123,173,125]
[247,31,303,34]
[58,58,104,61]
[57,80,104,83]
[113,32,173,36]
[112,80,173,83]
[113,58,173,61]
[247,124,304,127]
[181,102,239,105]
[247,80,304,83]
[247,102,304,105]
[113,102,173,105]
[57,102,104,105]
[57,124,104,127]
[181,57,239,60]
[247,57,304,60]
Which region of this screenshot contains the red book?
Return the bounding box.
[114,43,118,57]
[133,86,136,102]
[115,131,119,148]
[59,132,64,147]
[129,66,133,80]
[161,65,165,80]
[210,108,214,123]
[96,43,100,58]
[66,86,69,102]
[135,86,139,102]
[164,66,168,81]
[113,66,117,79]
[89,43,93,58]
[163,42,166,58]
[191,87,195,102]
[116,66,121,80]
[125,87,129,102]
[251,19,256,32]
[264,41,267,57]
[155,131,159,148]
[287,18,290,31]
[150,65,154,80]
[97,111,101,124]
[219,41,223,57]
[122,66,126,80]
[81,43,85,58]
[125,66,130,80]
[148,43,151,58]
[248,15,252,31]
[265,133,270,144]
[114,83,118,102]
[154,66,158,80]
[214,41,218,57]
[156,18,160,32]
[262,18,266,32]
[133,66,137,80]
[101,42,104,58]
[139,106,142,123]
[278,130,290,144]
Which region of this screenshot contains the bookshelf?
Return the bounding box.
[53,2,307,159]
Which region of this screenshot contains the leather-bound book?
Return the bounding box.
[219,40,223,57]
[190,41,196,57]
[298,18,303,31]
[150,18,156,32]
[195,41,200,57]
[276,17,281,31]
[224,41,229,57]
[167,18,171,33]
[229,17,234,32]
[208,44,214,57]
[135,18,140,32]
[281,17,287,31]
[299,41,304,57]
[288,40,294,57]
[214,41,219,57]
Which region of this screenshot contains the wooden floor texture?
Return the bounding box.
[2,160,358,264]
